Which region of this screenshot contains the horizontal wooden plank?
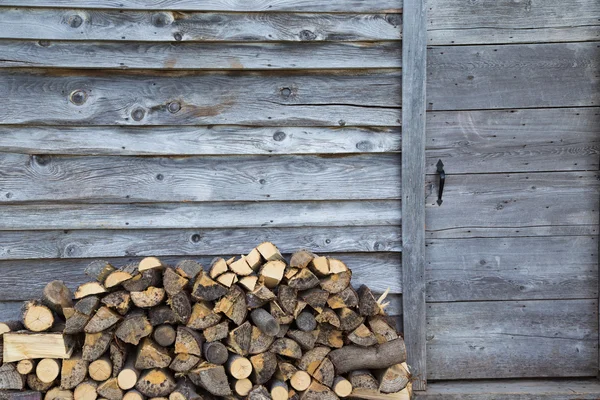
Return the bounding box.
[427,299,599,379]
[0,41,402,69]
[0,153,401,202]
[426,236,598,302]
[0,1,402,12]
[426,108,600,173]
[427,42,600,110]
[0,200,401,230]
[415,379,600,400]
[427,0,600,45]
[0,125,401,155]
[425,171,600,238]
[0,253,401,300]
[0,10,401,41]
[0,69,401,126]
[0,226,401,260]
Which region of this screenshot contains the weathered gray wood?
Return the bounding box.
[0,253,401,300]
[427,42,600,110]
[0,125,400,155]
[0,153,401,202]
[0,1,402,12]
[0,200,400,230]
[427,299,599,379]
[427,0,600,45]
[401,0,427,391]
[0,303,22,321]
[414,379,600,400]
[426,108,600,173]
[426,236,598,302]
[0,70,401,126]
[425,171,600,238]
[0,10,401,41]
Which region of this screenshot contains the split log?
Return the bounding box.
[88,356,112,382]
[320,271,352,294]
[117,356,139,391]
[82,331,114,362]
[168,353,200,373]
[97,378,122,400]
[357,286,379,317]
[84,307,121,333]
[226,355,252,380]
[130,287,165,309]
[138,257,163,272]
[85,261,115,284]
[286,330,317,351]
[250,309,279,336]
[203,341,228,365]
[216,272,238,288]
[109,341,127,378]
[270,301,293,325]
[115,314,153,345]
[213,286,247,326]
[188,364,231,397]
[42,281,73,316]
[290,250,316,270]
[246,248,262,271]
[234,378,253,396]
[149,306,178,327]
[328,339,407,374]
[203,321,229,342]
[277,286,297,315]
[299,289,328,313]
[64,312,92,334]
[287,269,319,291]
[368,316,399,344]
[36,359,60,384]
[3,333,74,363]
[316,324,343,348]
[74,380,97,400]
[153,325,176,347]
[191,271,227,302]
[226,321,252,356]
[74,282,107,300]
[101,291,131,316]
[186,302,221,330]
[248,385,271,400]
[315,308,340,328]
[238,276,259,292]
[22,302,54,332]
[0,364,24,389]
[311,358,334,388]
[259,261,286,288]
[0,321,23,336]
[123,269,161,292]
[269,338,302,359]
[348,324,378,347]
[229,257,254,276]
[375,363,410,394]
[309,256,329,277]
[249,352,277,385]
[169,378,199,400]
[337,308,364,332]
[275,362,297,382]
[74,297,100,316]
[328,259,348,274]
[300,380,337,400]
[104,270,133,289]
[209,258,229,279]
[174,327,203,356]
[61,355,88,389]
[248,326,274,355]
[327,287,358,309]
[298,347,330,375]
[174,260,203,281]
[26,374,53,392]
[162,269,188,296]
[135,369,176,398]
[256,242,284,262]
[135,339,171,370]
[246,285,275,309]
[333,376,352,398]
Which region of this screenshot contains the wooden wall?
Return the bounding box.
[0,2,403,322]
[424,0,600,381]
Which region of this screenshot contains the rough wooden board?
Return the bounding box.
[427,0,600,45]
[0,1,402,12]
[0,125,401,155]
[425,171,600,237]
[401,0,427,391]
[427,225,599,239]
[0,253,402,300]
[0,69,401,126]
[3,333,74,362]
[426,236,598,302]
[414,379,600,400]
[0,10,401,41]
[0,153,401,202]
[426,299,599,379]
[426,108,600,173]
[427,42,600,110]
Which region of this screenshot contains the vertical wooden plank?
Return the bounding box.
[402,0,428,391]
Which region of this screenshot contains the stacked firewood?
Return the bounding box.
[0,242,411,400]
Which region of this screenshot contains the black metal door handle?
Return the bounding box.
[436,159,445,206]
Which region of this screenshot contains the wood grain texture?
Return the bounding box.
[0,69,401,126]
[427,299,599,379]
[0,153,401,203]
[0,10,401,41]
[401,0,427,390]
[427,0,600,45]
[0,41,402,70]
[425,171,600,238]
[0,253,401,300]
[426,108,600,173]
[414,379,600,400]
[0,200,400,230]
[0,1,402,12]
[426,236,598,302]
[0,125,401,155]
[427,42,600,110]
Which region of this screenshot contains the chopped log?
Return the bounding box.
[328,259,348,274]
[259,261,286,288]
[293,301,307,319]
[191,271,227,302]
[350,386,412,400]
[270,338,302,359]
[169,378,199,400]
[89,356,112,382]
[328,339,407,374]
[148,306,178,327]
[300,380,337,400]
[203,321,229,342]
[248,326,274,355]
[327,287,358,309]
[135,369,176,398]
[287,269,319,291]
[61,355,88,389]
[229,257,254,276]
[174,260,203,281]
[315,308,341,328]
[115,314,153,345]
[153,325,176,347]
[74,282,107,300]
[375,363,410,394]
[213,286,247,326]
[277,286,297,315]
[63,307,76,319]
[74,297,100,316]
[96,378,122,400]
[162,269,188,296]
[275,362,297,382]
[65,312,92,334]
[168,353,200,373]
[295,312,317,332]
[216,272,238,288]
[26,374,53,392]
[226,321,252,356]
[174,327,203,356]
[289,370,311,392]
[337,308,364,332]
[203,342,228,365]
[234,378,252,396]
[101,291,131,316]
[309,256,330,277]
[3,333,74,362]
[286,330,317,351]
[109,341,127,378]
[45,388,74,400]
[348,325,378,347]
[0,364,24,389]
[226,355,252,380]
[357,286,379,317]
[138,257,163,272]
[135,339,171,370]
[209,258,229,279]
[122,390,144,400]
[256,242,284,262]
[188,364,231,397]
[0,321,23,336]
[123,269,161,292]
[16,360,35,375]
[316,324,343,349]
[36,359,60,384]
[104,271,133,289]
[368,316,399,344]
[250,309,279,336]
[22,301,54,332]
[42,281,73,316]
[299,289,328,313]
[276,323,290,338]
[270,301,293,325]
[117,356,139,391]
[85,307,121,334]
[186,301,221,330]
[85,261,116,284]
[298,347,330,375]
[226,256,236,265]
[74,381,97,400]
[246,285,275,309]
[285,268,299,281]
[238,275,259,292]
[289,388,300,400]
[290,250,316,269]
[246,248,263,271]
[130,287,165,309]
[333,376,352,398]
[320,271,352,294]
[248,385,270,400]
[249,352,277,385]
[311,358,334,388]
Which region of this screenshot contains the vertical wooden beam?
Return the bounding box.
[401,0,427,391]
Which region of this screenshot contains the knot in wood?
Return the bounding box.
[299,30,317,41]
[173,32,183,41]
[33,155,51,166]
[156,174,164,181]
[131,108,146,121]
[152,12,171,28]
[280,88,292,98]
[38,40,51,47]
[69,15,83,28]
[385,13,402,27]
[69,90,87,106]
[338,120,346,126]
[191,234,201,243]
[167,101,181,113]
[273,131,286,142]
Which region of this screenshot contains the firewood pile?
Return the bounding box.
[0,242,411,400]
